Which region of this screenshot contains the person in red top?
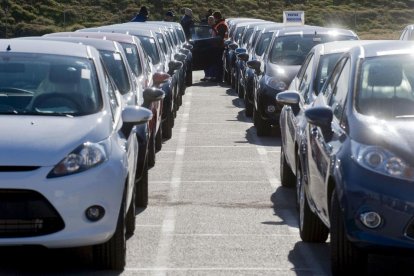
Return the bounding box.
[212,11,228,82]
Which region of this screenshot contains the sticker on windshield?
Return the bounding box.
[81,69,91,79]
[313,37,322,42]
[114,53,121,60]
[150,39,155,44]
[126,48,132,54]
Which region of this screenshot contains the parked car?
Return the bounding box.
[249,26,358,136]
[38,34,165,206]
[399,24,414,40]
[276,40,371,198]
[297,40,414,274]
[0,39,153,269]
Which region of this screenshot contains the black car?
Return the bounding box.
[249,26,358,136]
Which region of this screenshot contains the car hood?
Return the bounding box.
[0,113,113,166]
[265,62,300,85]
[352,117,414,166]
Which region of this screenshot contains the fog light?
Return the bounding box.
[267,105,276,113]
[360,211,382,229]
[85,205,105,222]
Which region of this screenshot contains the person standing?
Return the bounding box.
[180,8,194,40]
[212,11,228,82]
[201,16,218,81]
[131,6,149,22]
[164,10,175,22]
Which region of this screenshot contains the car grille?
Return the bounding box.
[0,166,40,172]
[0,190,64,237]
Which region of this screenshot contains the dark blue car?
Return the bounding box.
[298,41,414,274]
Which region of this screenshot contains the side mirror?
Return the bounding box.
[179,48,190,56]
[247,60,261,74]
[235,48,246,55]
[183,43,193,50]
[168,60,183,75]
[174,53,186,62]
[224,40,232,48]
[276,91,300,106]
[228,43,238,51]
[121,106,153,137]
[153,72,171,87]
[305,106,333,139]
[143,87,165,107]
[237,53,249,62]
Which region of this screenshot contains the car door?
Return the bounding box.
[307,57,350,222]
[189,24,223,70]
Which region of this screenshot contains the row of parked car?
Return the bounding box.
[224,18,414,275]
[0,21,195,270]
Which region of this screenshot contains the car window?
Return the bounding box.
[329,58,350,121]
[156,33,168,55]
[119,43,142,77]
[243,28,254,45]
[189,25,212,40]
[298,54,315,103]
[315,53,343,94]
[0,53,101,116]
[175,27,186,43]
[322,57,347,98]
[297,53,313,85]
[99,50,131,95]
[102,69,119,121]
[356,54,414,119]
[255,32,272,56]
[400,29,407,40]
[138,36,160,65]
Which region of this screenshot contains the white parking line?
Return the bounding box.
[127,267,313,272]
[153,92,192,276]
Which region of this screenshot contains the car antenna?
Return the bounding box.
[6,45,11,51]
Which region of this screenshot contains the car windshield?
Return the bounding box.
[269,34,356,66]
[243,28,254,45]
[315,53,342,94]
[99,50,131,95]
[156,33,168,55]
[0,53,101,116]
[137,36,160,65]
[356,55,414,119]
[234,26,246,44]
[119,42,142,77]
[175,27,186,43]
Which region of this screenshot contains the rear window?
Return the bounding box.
[269,34,356,66]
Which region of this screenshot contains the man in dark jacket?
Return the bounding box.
[180,8,194,40]
[131,6,149,22]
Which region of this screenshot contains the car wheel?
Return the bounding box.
[253,107,271,136]
[135,159,149,208]
[331,189,367,275]
[155,127,162,152]
[299,177,329,243]
[93,195,126,270]
[280,144,295,187]
[295,158,302,210]
[244,89,253,117]
[186,65,192,87]
[126,186,136,236]
[162,110,173,140]
[147,134,156,168]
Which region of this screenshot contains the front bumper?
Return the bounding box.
[0,152,127,248]
[256,87,283,125]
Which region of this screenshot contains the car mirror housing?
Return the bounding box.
[183,43,193,50]
[174,53,186,62]
[168,60,183,75]
[179,48,190,56]
[228,43,238,51]
[235,48,246,55]
[237,53,249,62]
[305,106,333,140]
[143,87,165,107]
[121,106,153,137]
[276,91,300,106]
[153,72,171,86]
[247,60,261,74]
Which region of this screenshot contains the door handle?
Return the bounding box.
[311,127,318,138]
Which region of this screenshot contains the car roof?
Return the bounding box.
[54,31,138,45]
[404,24,414,30]
[39,36,122,52]
[315,40,381,56]
[4,38,93,58]
[350,40,414,59]
[275,26,357,37]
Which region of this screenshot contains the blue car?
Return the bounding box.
[298,41,414,274]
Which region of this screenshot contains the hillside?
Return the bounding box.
[0,0,413,39]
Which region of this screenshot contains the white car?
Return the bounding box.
[0,39,152,270]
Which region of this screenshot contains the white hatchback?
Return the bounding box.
[0,39,152,270]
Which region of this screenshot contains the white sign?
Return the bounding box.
[283,11,305,25]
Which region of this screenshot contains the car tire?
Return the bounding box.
[135,160,149,208]
[147,134,156,168]
[244,89,253,117]
[280,144,295,187]
[162,110,173,140]
[155,127,162,152]
[126,186,136,236]
[299,177,329,243]
[93,195,126,270]
[186,64,192,87]
[253,107,271,136]
[331,189,367,275]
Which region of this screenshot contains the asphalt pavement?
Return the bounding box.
[1,71,414,275]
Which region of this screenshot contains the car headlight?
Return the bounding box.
[265,76,287,91]
[352,141,414,181]
[47,140,110,178]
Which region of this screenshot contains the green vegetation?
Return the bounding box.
[0,0,413,39]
